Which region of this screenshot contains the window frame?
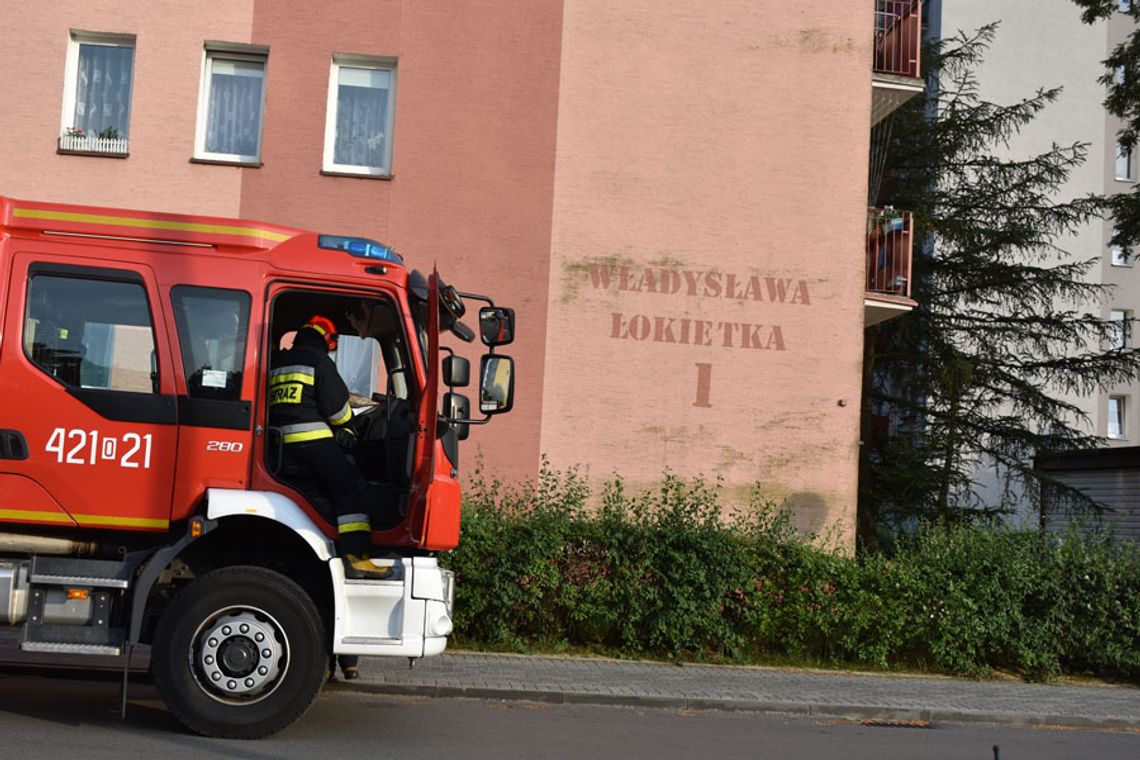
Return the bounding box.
[193,45,269,166]
[322,54,398,177]
[1116,142,1135,182]
[1108,396,1127,440]
[1110,308,1131,351]
[60,30,136,149]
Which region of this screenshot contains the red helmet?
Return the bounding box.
[303,315,338,351]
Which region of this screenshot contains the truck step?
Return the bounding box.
[20,641,121,656]
[21,622,124,657]
[29,556,131,589]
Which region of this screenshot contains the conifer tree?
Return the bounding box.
[859,26,1139,544]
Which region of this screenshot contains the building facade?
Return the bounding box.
[0,1,920,550]
[926,1,1138,514]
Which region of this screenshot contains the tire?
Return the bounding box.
[152,566,327,739]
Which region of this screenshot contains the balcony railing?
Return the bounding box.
[874,0,921,79]
[867,207,912,298]
[58,133,129,157]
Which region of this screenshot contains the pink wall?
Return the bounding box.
[0,1,876,549]
[245,0,563,485]
[0,0,253,216]
[540,0,873,546]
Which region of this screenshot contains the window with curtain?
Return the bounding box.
[73,42,134,138]
[323,57,396,175]
[196,51,266,163]
[60,32,135,152]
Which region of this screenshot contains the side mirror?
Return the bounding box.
[479,355,514,415]
[443,392,470,440]
[479,307,516,347]
[442,355,470,387]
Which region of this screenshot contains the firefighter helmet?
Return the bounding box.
[303,315,338,351]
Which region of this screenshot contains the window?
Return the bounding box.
[1108,396,1127,439]
[195,45,268,164]
[1111,309,1131,350]
[1117,143,1134,181]
[170,286,251,401]
[323,55,397,176]
[1112,242,1133,266]
[25,275,156,393]
[60,31,135,155]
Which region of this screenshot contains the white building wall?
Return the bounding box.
[931,1,1136,516]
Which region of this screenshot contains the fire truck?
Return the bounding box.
[0,196,515,738]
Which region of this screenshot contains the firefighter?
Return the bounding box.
[268,315,391,579]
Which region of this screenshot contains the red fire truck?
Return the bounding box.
[0,196,515,738]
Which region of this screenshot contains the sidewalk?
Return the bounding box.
[346,651,1140,730]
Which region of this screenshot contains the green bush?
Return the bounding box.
[441,464,1140,681]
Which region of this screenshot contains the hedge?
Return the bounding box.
[441,463,1140,681]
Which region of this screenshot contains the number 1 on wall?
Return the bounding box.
[693,363,712,408]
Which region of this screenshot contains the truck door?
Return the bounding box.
[0,256,178,530]
[167,285,255,519]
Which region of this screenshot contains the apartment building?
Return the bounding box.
[0,0,921,550]
[924,1,1137,520]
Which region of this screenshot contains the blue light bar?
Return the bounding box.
[318,234,404,264]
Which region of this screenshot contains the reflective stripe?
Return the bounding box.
[13,207,292,242]
[269,373,314,387]
[337,513,370,526]
[279,421,333,444]
[328,402,353,426]
[282,428,333,443]
[0,509,73,524]
[338,521,371,534]
[75,513,170,529]
[307,323,328,335]
[269,365,315,382]
[279,421,329,434]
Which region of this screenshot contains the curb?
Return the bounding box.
[332,680,1140,732]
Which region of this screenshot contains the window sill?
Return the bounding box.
[58,147,129,159]
[320,169,393,181]
[190,157,262,168]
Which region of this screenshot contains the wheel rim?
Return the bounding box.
[189,605,289,705]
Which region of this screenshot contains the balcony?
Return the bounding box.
[865,207,916,326]
[871,0,924,125]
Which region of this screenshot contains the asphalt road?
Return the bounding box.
[0,669,1136,759]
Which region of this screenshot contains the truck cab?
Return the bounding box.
[0,197,515,738]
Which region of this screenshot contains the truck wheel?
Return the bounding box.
[152,565,327,739]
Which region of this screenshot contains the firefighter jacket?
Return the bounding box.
[268,329,354,444]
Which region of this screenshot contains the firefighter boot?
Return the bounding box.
[342,554,394,580]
